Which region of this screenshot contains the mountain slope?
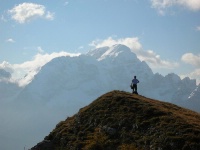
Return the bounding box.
[32,91,200,150]
[177,85,200,112]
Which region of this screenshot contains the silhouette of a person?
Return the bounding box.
[131,76,139,94]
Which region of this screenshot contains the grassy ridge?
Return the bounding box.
[32,91,200,150]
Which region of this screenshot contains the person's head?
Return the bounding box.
[134,76,136,79]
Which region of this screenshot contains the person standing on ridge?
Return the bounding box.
[131,76,139,94]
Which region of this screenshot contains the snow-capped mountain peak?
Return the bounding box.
[99,44,132,59]
[88,44,138,61]
[87,46,109,59]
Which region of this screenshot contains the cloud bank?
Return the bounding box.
[8,3,54,23]
[151,0,200,15]
[181,53,200,67]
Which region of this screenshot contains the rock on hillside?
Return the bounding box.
[31,91,200,150]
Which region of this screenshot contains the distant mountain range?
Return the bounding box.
[31,91,200,150]
[0,44,199,149]
[15,44,199,111]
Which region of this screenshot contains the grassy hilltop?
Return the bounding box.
[32,91,200,150]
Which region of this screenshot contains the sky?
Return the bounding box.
[0,0,200,85]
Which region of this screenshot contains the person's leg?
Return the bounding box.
[135,84,137,92]
[133,84,136,93]
[135,85,138,94]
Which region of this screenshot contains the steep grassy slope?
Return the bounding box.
[31,91,200,150]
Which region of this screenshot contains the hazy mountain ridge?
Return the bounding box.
[2,44,197,107]
[0,44,199,149]
[17,44,155,105]
[31,91,200,150]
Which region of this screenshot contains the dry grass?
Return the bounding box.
[34,90,200,150]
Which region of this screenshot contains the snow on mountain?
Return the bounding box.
[87,46,109,59]
[172,77,196,103]
[0,44,199,149]
[188,84,200,100]
[97,44,136,60]
[182,84,200,111]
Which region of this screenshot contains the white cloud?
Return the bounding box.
[196,26,200,31]
[6,38,15,43]
[181,53,200,85]
[89,37,178,69]
[181,53,200,67]
[180,69,200,85]
[8,3,54,23]
[137,49,179,69]
[189,69,200,85]
[89,37,142,51]
[0,52,80,87]
[151,0,200,14]
[45,11,55,20]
